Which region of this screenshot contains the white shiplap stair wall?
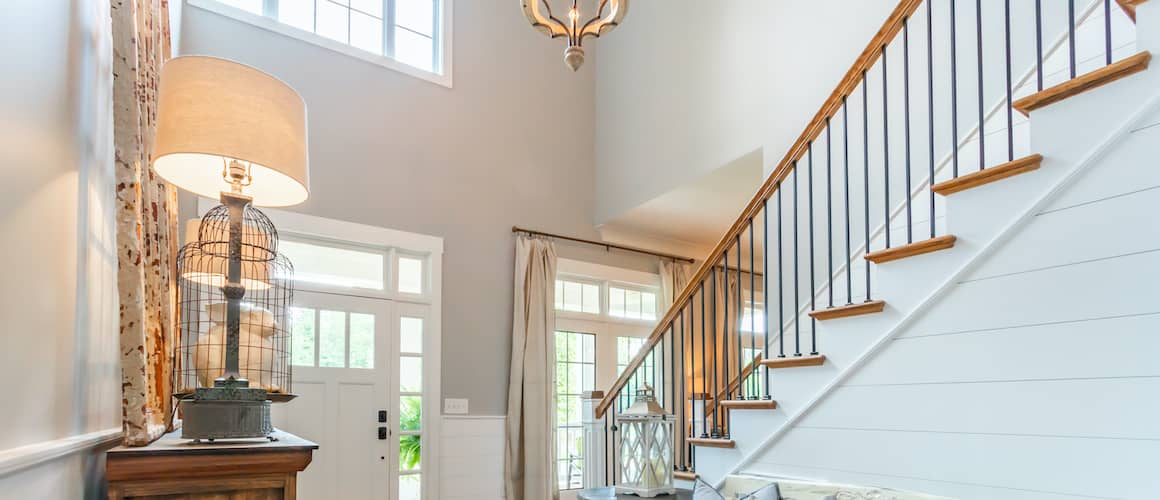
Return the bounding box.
[720,5,1160,499]
[675,6,1160,500]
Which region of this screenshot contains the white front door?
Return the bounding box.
[274,290,392,500]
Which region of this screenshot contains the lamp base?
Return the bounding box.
[179,383,273,442]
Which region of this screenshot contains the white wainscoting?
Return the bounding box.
[441,416,506,500]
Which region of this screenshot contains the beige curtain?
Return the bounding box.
[658,260,695,312]
[505,236,558,500]
[112,0,179,446]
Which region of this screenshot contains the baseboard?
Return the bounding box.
[0,428,122,478]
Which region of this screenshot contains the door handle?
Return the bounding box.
[378,426,388,440]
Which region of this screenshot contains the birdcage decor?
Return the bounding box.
[616,385,675,498]
[174,193,295,441]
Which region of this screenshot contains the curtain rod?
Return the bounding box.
[511,226,696,263]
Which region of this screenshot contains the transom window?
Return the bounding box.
[555,278,601,314]
[554,276,660,323]
[608,286,657,321]
[198,0,450,84]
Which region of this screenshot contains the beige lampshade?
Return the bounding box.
[153,56,309,207]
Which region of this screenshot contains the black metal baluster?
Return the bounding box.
[660,330,667,409]
[862,74,872,302]
[721,249,730,402]
[928,0,937,240]
[777,185,785,358]
[1005,0,1014,163]
[976,0,985,171]
[905,17,914,243]
[882,44,891,249]
[951,0,960,177]
[762,198,772,399]
[812,142,821,354]
[735,234,743,400]
[792,165,801,357]
[1105,0,1113,66]
[822,140,833,310]
[1036,0,1044,91]
[748,220,757,398]
[1069,0,1077,79]
[843,100,852,307]
[710,266,719,437]
[678,307,686,470]
[699,282,707,438]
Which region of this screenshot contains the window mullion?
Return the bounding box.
[384,0,396,58]
[263,0,278,18]
[431,0,441,71]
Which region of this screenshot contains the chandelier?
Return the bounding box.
[521,0,629,71]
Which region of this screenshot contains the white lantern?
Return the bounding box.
[616,385,675,498]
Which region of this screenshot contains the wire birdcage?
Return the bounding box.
[175,204,295,401]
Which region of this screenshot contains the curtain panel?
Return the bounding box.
[505,235,559,500]
[112,0,179,446]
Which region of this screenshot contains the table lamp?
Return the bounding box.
[154,55,309,441]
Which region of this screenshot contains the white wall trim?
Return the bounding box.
[718,71,1160,488]
[0,428,122,479]
[185,0,454,88]
[442,415,506,420]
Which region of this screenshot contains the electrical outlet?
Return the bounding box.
[443,398,469,415]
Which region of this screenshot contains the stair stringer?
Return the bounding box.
[692,46,1160,491]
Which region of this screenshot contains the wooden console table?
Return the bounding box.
[106,429,317,500]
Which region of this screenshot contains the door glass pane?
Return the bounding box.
[400,316,423,354]
[399,436,421,471]
[400,357,422,392]
[399,474,421,500]
[348,312,375,369]
[398,256,424,294]
[290,307,316,366]
[400,395,421,431]
[319,310,347,367]
[277,0,315,31]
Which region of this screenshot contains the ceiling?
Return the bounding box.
[597,149,765,261]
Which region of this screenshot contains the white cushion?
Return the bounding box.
[692,478,726,500]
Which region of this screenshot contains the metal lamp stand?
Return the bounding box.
[179,184,274,442]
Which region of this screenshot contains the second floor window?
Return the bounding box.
[207,0,447,78]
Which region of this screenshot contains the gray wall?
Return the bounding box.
[594,0,897,224]
[179,1,655,415]
[0,0,120,496]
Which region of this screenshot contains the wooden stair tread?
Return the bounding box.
[761,354,827,369]
[718,399,778,410]
[808,300,886,320]
[1012,51,1151,115]
[688,437,735,449]
[864,235,957,264]
[1117,0,1148,22]
[932,154,1043,195]
[673,470,699,481]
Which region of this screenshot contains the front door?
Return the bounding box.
[274,290,392,500]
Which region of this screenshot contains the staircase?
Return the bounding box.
[585,0,1157,497]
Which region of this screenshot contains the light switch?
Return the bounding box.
[443,398,469,415]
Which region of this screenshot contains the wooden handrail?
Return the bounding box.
[595,0,926,419]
